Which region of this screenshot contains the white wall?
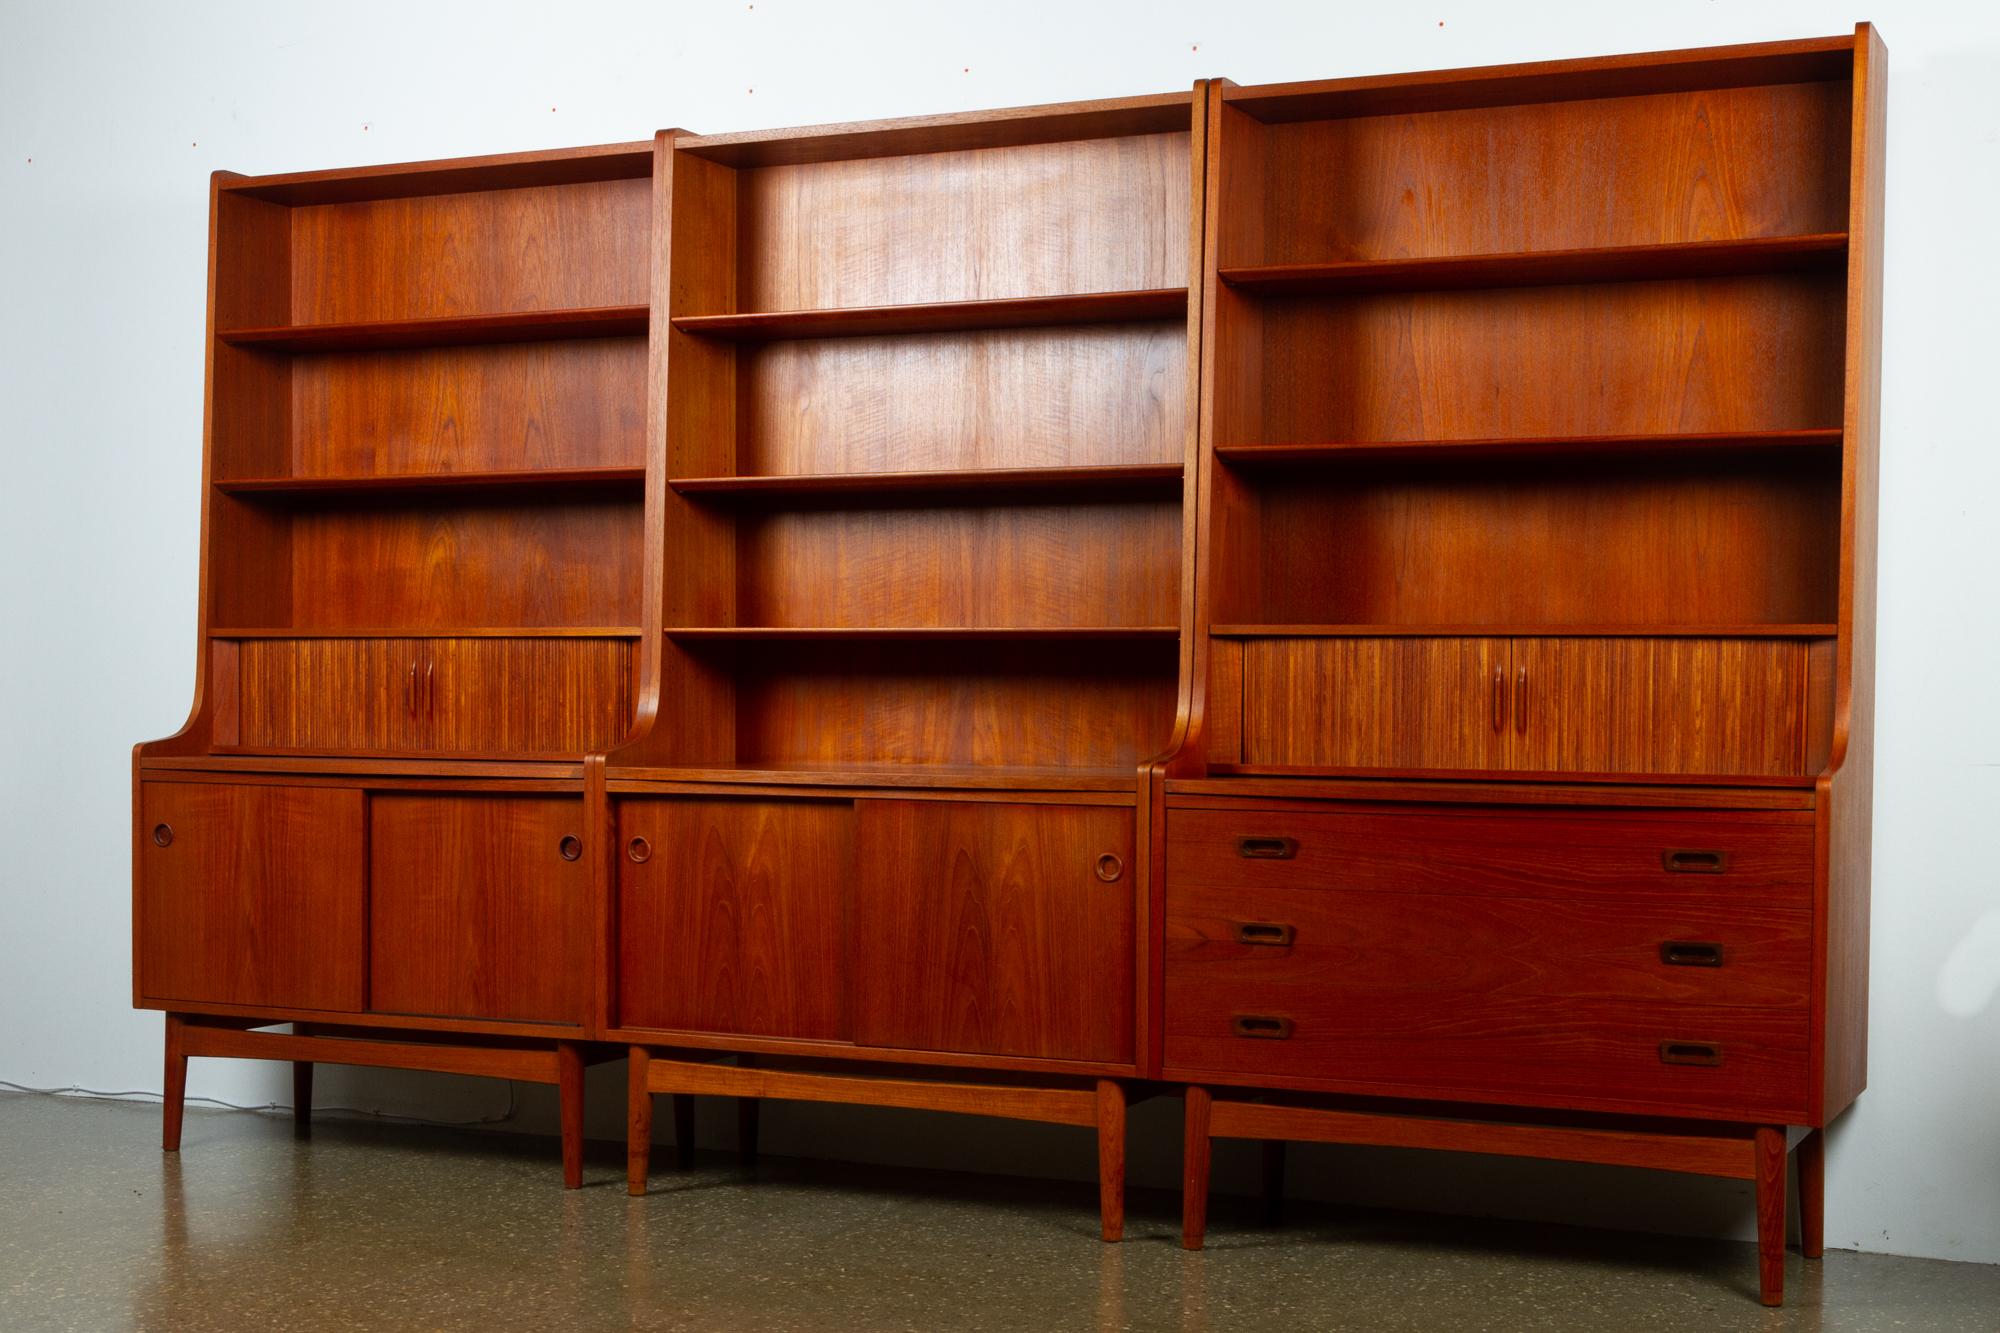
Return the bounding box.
[3,0,1994,1266]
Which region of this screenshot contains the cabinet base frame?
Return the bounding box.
[160,1013,614,1188]
[627,1046,1138,1241]
[1180,1087,1824,1306]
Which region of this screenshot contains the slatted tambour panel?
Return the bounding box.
[1509,637,1811,775]
[426,638,636,755]
[282,339,646,477]
[288,179,651,323]
[1227,458,1840,628]
[736,133,1189,308]
[735,501,1181,629]
[1234,275,1844,446]
[1242,637,1511,770]
[738,323,1185,475]
[280,498,643,630]
[1232,81,1851,265]
[235,638,425,752]
[730,642,1181,769]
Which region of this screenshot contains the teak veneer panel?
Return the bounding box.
[137,784,364,1011]
[368,795,589,1024]
[853,800,1135,1064]
[616,798,853,1039]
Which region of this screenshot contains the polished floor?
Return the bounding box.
[2,1094,1995,1332]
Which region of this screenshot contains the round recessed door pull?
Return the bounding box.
[627,836,653,864]
[152,823,174,848]
[1095,852,1125,882]
[558,835,582,862]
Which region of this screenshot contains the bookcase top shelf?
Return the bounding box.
[215,466,646,497]
[1214,431,1842,467]
[670,463,1183,500]
[671,289,1186,342]
[218,306,649,353]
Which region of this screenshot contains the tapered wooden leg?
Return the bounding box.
[1754,1126,1788,1306]
[162,1014,188,1153]
[291,1023,313,1134]
[626,1046,652,1197]
[1096,1079,1126,1242]
[557,1041,585,1190]
[737,1054,759,1165]
[674,1093,696,1170]
[1182,1085,1213,1250]
[1797,1128,1825,1259]
[1261,1139,1287,1224]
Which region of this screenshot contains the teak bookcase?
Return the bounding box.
[134,25,1883,1306]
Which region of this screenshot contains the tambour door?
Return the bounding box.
[367,795,588,1024]
[1241,637,1513,771]
[137,782,365,1011]
[233,638,428,753]
[423,637,635,757]
[851,800,1134,1064]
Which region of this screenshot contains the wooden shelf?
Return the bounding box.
[1204,762,1820,788]
[215,466,645,497]
[667,626,1178,641]
[670,289,1186,342]
[608,761,1143,793]
[217,305,649,352]
[1215,430,1842,467]
[671,462,1183,500]
[210,627,646,639]
[1210,624,1839,638]
[1218,234,1847,296]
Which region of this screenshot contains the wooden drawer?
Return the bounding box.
[1164,883,1811,1120]
[1167,806,1815,907]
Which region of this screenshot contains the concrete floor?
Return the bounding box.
[2,1093,1995,1332]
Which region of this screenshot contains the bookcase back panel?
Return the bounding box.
[728,644,1178,769]
[1234,274,1844,444]
[737,133,1189,309]
[734,501,1180,629]
[270,340,646,478]
[738,324,1185,475]
[288,178,651,323]
[1235,81,1850,266]
[1226,458,1839,627]
[261,498,643,630]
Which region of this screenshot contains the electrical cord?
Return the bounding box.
[0,1077,519,1128]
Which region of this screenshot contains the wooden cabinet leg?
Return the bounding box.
[674,1093,696,1170]
[292,1022,313,1133]
[1797,1128,1825,1258]
[1261,1139,1287,1224]
[1096,1079,1126,1243]
[1182,1085,1213,1251]
[162,1014,188,1153]
[1754,1126,1788,1306]
[627,1046,652,1197]
[557,1041,585,1190]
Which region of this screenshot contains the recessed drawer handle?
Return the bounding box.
[1233,921,1295,947]
[152,823,174,848]
[627,836,653,864]
[1237,836,1298,860]
[1662,849,1728,874]
[1659,1040,1723,1067]
[1231,1014,1293,1040]
[1660,940,1724,967]
[558,835,582,862]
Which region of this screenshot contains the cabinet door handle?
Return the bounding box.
[425,661,435,721]
[1233,921,1295,947]
[1231,1014,1293,1040]
[1491,665,1507,732]
[1515,666,1528,734]
[1662,849,1728,874]
[406,662,417,718]
[1659,1040,1723,1067]
[1236,836,1297,860]
[1094,852,1125,882]
[152,823,174,848]
[1660,940,1724,967]
[558,835,583,862]
[627,836,653,864]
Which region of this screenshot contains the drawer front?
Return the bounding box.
[1168,807,1814,907]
